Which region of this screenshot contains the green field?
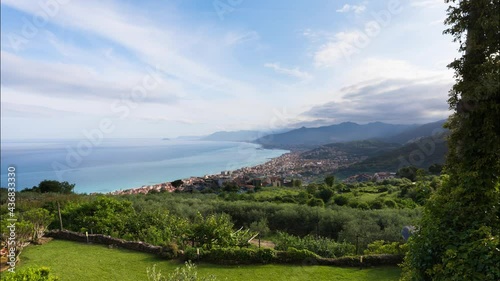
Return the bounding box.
[10,240,401,281]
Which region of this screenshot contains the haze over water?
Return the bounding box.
[0,139,288,193]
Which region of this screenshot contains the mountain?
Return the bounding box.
[335,134,448,178]
[200,130,262,142]
[254,122,417,148]
[301,140,401,160]
[387,119,447,144]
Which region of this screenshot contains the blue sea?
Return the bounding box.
[0,139,288,193]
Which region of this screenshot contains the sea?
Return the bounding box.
[0,138,288,194]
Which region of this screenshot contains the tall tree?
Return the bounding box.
[401,1,500,280]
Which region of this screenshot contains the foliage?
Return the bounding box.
[427,164,443,175]
[325,176,335,187]
[186,247,277,265]
[61,196,135,236]
[275,247,321,263]
[273,232,355,258]
[1,219,34,256]
[364,240,407,255]
[249,218,270,237]
[22,208,54,241]
[147,262,217,281]
[396,167,418,182]
[401,0,500,280]
[19,240,402,281]
[187,213,236,249]
[1,267,59,281]
[22,180,75,194]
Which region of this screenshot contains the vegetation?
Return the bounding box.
[147,262,217,281]
[401,1,500,280]
[1,267,59,281]
[273,232,355,258]
[0,173,440,279]
[21,180,75,194]
[13,240,401,281]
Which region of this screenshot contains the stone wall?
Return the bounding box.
[45,230,165,256]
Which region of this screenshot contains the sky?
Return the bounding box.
[1,0,458,139]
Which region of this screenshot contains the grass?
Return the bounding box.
[12,240,401,281]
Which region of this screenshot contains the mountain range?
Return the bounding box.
[253,122,418,148]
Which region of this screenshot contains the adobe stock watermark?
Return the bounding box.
[8,0,72,52]
[397,128,447,170]
[213,0,244,20]
[51,66,163,181]
[339,0,403,62]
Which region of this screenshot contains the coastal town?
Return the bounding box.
[110,151,395,195]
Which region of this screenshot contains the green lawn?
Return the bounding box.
[12,240,401,281]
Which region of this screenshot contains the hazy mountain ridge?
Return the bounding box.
[335,134,449,178]
[301,140,401,160]
[254,122,418,148]
[387,119,447,144]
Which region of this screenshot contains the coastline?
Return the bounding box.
[108,151,294,195]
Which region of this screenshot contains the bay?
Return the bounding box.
[0,138,288,193]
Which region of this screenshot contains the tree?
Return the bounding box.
[23,208,54,241]
[1,219,33,263]
[37,180,75,194]
[316,187,334,203]
[292,179,302,187]
[324,176,335,187]
[401,1,500,280]
[187,213,234,249]
[171,179,184,188]
[428,163,443,175]
[396,166,418,182]
[222,181,239,193]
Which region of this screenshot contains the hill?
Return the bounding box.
[301,140,401,160]
[335,135,448,178]
[387,119,447,144]
[254,122,417,148]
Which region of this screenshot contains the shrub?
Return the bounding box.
[384,199,397,208]
[276,247,320,263]
[208,247,275,264]
[273,232,355,258]
[333,195,349,206]
[1,267,59,281]
[364,240,407,255]
[147,262,217,281]
[161,242,180,259]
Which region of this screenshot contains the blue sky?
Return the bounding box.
[1,0,457,139]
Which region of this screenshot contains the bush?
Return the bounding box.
[147,262,217,281]
[273,232,355,258]
[364,240,407,255]
[275,247,320,263]
[323,254,404,267]
[333,195,349,206]
[1,267,59,281]
[162,242,180,259]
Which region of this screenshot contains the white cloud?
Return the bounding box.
[140,116,199,125]
[336,3,366,14]
[314,30,367,66]
[224,31,260,46]
[264,63,312,81]
[0,51,181,104]
[410,0,445,8]
[302,58,453,124]
[1,0,257,99]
